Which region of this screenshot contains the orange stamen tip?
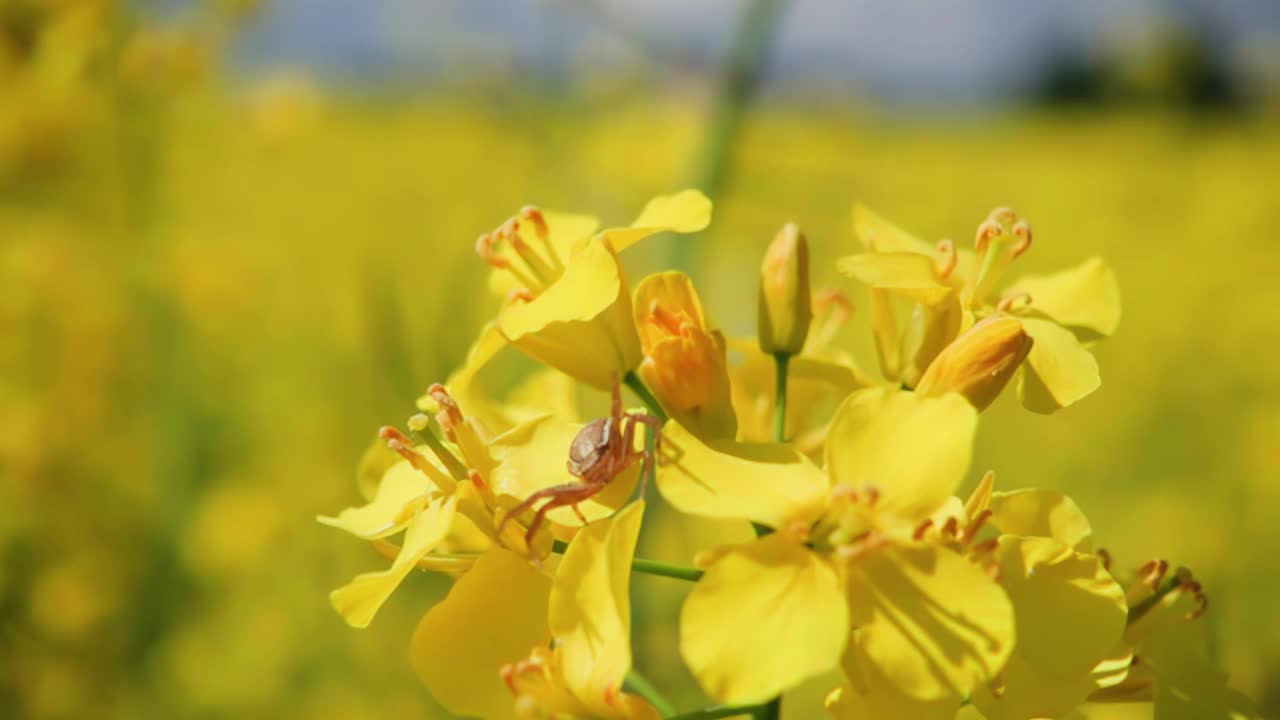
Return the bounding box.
[468,469,487,492]
[814,288,853,315]
[970,537,999,554]
[934,238,958,279]
[863,487,881,506]
[505,288,535,304]
[988,207,1017,225]
[997,291,1032,312]
[1011,220,1033,257]
[648,302,686,335]
[941,516,959,540]
[975,219,1002,252]
[1139,558,1169,588]
[1096,547,1113,571]
[912,519,934,541]
[519,206,548,236]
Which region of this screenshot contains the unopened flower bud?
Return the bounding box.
[915,316,1033,411]
[757,223,812,355]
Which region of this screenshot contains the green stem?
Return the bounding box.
[632,557,704,582]
[624,670,677,717]
[665,702,772,720]
[624,370,669,423]
[772,352,790,442]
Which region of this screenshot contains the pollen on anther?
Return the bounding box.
[974,219,1002,252]
[934,239,957,279]
[1011,220,1033,258]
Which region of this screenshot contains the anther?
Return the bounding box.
[518,206,548,240]
[941,516,959,540]
[974,219,1002,253]
[960,508,992,543]
[475,233,508,269]
[1138,558,1169,589]
[912,518,934,541]
[648,301,686,336]
[407,413,431,433]
[988,207,1017,225]
[468,469,488,493]
[505,288,535,304]
[427,383,463,438]
[1174,567,1208,620]
[997,291,1032,313]
[379,426,445,480]
[863,487,881,507]
[970,538,999,554]
[1011,220,1032,258]
[1096,548,1113,572]
[934,239,957,280]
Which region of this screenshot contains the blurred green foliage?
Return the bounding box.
[2,2,1278,718]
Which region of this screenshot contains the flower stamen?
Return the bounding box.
[934,238,957,280]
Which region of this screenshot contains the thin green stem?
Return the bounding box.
[665,702,772,720]
[772,352,790,443]
[624,370,669,423]
[632,557,704,582]
[624,670,677,717]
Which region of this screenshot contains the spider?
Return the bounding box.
[497,374,662,549]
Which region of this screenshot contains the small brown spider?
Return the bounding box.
[497,374,662,548]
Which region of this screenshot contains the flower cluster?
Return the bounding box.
[321,193,1255,719]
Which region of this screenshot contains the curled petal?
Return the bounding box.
[1012,257,1121,340]
[1016,317,1101,413]
[987,488,1094,551]
[598,189,712,252]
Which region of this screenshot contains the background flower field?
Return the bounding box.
[2,2,1278,717]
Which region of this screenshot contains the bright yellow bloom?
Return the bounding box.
[840,204,1121,413]
[914,474,1128,720]
[633,271,736,439]
[502,502,659,719]
[660,388,1013,706]
[478,191,712,391]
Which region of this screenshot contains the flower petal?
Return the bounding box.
[971,537,1126,720]
[987,488,1094,551]
[657,420,829,528]
[1011,257,1120,339]
[329,495,456,628]
[318,460,434,540]
[1016,317,1101,413]
[845,543,1014,701]
[551,502,646,713]
[499,239,642,391]
[599,190,712,252]
[826,389,978,532]
[837,253,953,306]
[682,535,848,704]
[852,204,937,255]
[410,548,552,720]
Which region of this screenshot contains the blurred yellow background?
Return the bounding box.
[2,0,1278,718]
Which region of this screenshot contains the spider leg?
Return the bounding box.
[621,412,664,500]
[610,371,624,427]
[523,483,607,546]
[571,503,589,525]
[496,484,575,542]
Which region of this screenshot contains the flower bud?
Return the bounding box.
[758,223,812,355]
[915,316,1033,411]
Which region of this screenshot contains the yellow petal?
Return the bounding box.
[489,415,638,527]
[852,204,937,255]
[329,495,456,628]
[657,420,829,528]
[987,488,1094,551]
[318,460,433,539]
[845,543,1014,701]
[837,253,953,306]
[971,537,1126,720]
[410,548,552,720]
[1017,316,1101,413]
[499,238,642,391]
[551,502,646,713]
[828,660,961,720]
[682,535,848,704]
[826,389,978,532]
[599,189,712,252]
[1011,257,1121,339]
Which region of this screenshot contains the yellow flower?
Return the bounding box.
[840,204,1121,413]
[633,271,736,439]
[913,475,1130,720]
[479,191,712,391]
[502,502,659,720]
[659,388,1013,706]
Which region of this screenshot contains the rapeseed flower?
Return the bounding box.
[660,387,1013,706]
[840,205,1120,412]
[478,191,711,391]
